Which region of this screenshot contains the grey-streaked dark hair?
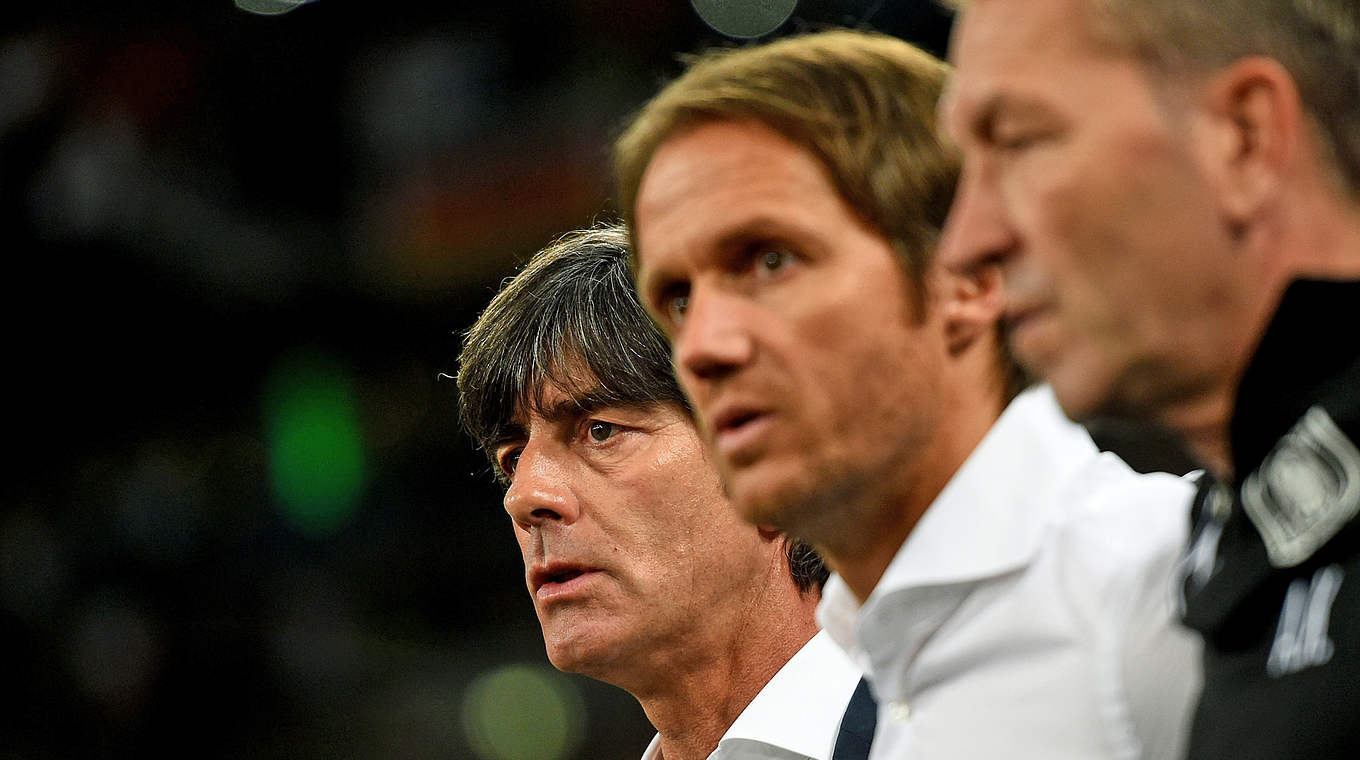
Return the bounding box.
[455,222,828,592]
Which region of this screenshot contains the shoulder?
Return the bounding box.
[1054,454,1194,560]
[1041,454,1196,606]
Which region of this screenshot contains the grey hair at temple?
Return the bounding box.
[457,223,685,460]
[943,0,1360,198]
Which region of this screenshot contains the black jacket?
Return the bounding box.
[1182,279,1360,759]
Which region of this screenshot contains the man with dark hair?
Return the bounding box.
[457,224,873,760]
[617,29,1199,759]
[940,1,1360,757]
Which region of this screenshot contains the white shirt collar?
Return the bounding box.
[819,385,1097,657]
[639,631,863,760]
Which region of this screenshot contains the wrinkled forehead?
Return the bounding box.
[942,0,1136,127]
[950,0,1127,67]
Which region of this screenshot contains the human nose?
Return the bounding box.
[673,286,753,384]
[938,160,1019,274]
[502,443,580,530]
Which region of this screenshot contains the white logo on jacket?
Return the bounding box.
[1242,406,1360,568]
[1266,564,1344,678]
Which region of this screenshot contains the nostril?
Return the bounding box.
[530,507,560,522]
[685,357,739,382]
[727,411,758,429]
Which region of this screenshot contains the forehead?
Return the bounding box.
[944,0,1122,122]
[504,351,600,420]
[511,371,689,429]
[634,119,855,271]
[953,0,1108,59]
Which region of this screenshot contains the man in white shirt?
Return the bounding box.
[616,30,1201,758]
[457,225,870,760]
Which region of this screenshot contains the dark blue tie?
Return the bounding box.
[832,677,877,760]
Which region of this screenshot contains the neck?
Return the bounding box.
[622,567,820,760]
[823,382,1006,602]
[1168,181,1360,483]
[1289,179,1360,281]
[637,620,818,760]
[1157,384,1237,482]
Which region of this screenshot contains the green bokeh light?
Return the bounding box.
[263,350,366,538]
[462,664,585,760]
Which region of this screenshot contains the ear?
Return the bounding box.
[1194,56,1303,224]
[940,262,1003,355]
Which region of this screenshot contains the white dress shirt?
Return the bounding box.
[640,631,864,760]
[818,386,1203,760]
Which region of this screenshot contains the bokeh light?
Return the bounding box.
[690,0,799,38]
[234,0,318,15]
[462,663,586,760]
[263,349,367,538]
[5,3,959,757]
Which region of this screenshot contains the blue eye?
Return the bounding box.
[667,293,689,324]
[753,248,796,278]
[588,421,617,442]
[760,249,789,271]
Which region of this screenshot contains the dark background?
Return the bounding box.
[1,2,957,759]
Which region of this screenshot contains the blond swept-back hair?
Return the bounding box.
[614,29,957,302]
[948,0,1360,197]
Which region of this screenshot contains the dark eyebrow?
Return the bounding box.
[639,215,813,292]
[538,389,617,423]
[490,421,527,452]
[492,388,615,451]
[971,91,1059,142]
[965,92,1004,140]
[712,214,818,252]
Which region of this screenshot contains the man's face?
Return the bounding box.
[939,0,1242,421]
[496,387,781,678]
[633,118,954,535]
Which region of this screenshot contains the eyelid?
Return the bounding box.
[988,109,1059,148]
[494,445,522,482]
[740,241,800,280]
[580,417,623,438]
[653,281,690,326]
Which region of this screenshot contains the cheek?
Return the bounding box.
[1002,146,1102,252]
[513,527,532,567]
[1004,144,1163,299]
[794,258,920,372]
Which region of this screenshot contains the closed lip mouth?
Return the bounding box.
[529,562,598,594]
[710,405,768,436]
[1003,299,1048,331]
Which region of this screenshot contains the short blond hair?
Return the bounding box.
[614,29,957,299]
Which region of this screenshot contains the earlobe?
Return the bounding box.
[942,264,1003,355]
[1200,56,1301,223]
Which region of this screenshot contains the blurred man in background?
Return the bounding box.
[457,224,874,760]
[940,1,1360,757]
[616,29,1199,759]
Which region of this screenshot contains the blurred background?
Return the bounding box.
[1,1,956,758]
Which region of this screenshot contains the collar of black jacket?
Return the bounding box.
[1230,278,1360,485]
